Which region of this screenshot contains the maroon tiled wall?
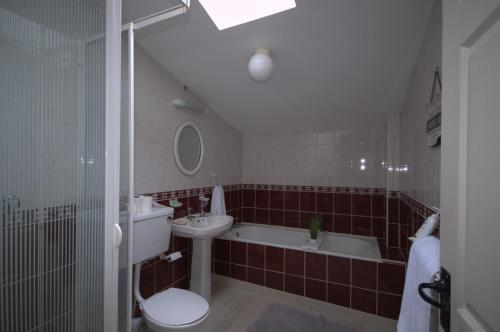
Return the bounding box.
[213,238,405,320]
[134,235,191,317]
[144,184,439,320]
[387,192,438,261]
[238,185,387,243]
[2,204,77,330]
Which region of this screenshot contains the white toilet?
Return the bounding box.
[133,205,210,331]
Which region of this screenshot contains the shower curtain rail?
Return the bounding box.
[121,0,190,32]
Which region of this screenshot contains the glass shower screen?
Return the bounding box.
[0,0,118,331]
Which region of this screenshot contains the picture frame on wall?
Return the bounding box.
[426,67,442,147]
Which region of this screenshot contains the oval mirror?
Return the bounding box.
[173,122,204,175]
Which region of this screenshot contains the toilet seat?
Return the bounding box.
[141,288,209,329]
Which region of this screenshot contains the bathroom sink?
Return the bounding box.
[172,215,233,239]
[172,214,234,302]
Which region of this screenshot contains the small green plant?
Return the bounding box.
[309,214,323,240]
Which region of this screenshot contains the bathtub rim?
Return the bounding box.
[218,222,383,263]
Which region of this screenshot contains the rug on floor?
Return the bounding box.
[247,302,354,332]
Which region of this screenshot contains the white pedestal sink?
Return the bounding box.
[172,214,233,302]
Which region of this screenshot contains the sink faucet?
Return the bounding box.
[187,207,195,220]
[199,195,209,217]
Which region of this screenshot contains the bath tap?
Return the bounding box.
[231,217,242,229]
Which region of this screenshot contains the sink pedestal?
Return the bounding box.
[171,214,233,303]
[190,238,213,302]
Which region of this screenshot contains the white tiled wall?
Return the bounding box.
[133,47,242,194]
[242,126,387,188]
[386,113,401,192]
[399,0,442,207]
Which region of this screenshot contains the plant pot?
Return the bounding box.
[309,238,318,244]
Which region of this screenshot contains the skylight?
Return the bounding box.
[198,0,296,30]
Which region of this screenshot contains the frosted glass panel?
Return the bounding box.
[0,0,107,331]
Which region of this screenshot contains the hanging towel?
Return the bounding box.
[397,236,440,332]
[210,185,226,216]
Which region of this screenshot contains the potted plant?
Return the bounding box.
[309,214,324,244]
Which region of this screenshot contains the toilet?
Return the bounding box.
[133,205,209,331]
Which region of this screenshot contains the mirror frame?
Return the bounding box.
[173,121,205,176]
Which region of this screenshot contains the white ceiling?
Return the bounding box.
[127,0,434,134]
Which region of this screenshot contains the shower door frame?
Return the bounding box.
[104,0,123,331]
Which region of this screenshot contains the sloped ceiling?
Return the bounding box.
[126,0,434,134]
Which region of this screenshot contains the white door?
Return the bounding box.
[441,1,500,331]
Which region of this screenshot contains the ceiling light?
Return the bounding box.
[199,0,296,30]
[248,48,274,82]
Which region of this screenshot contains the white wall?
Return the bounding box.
[133,47,242,194]
[399,0,442,207]
[242,127,386,188]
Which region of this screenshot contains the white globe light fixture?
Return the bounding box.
[248,48,274,82]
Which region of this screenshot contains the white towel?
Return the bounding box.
[210,185,226,216]
[397,236,440,332]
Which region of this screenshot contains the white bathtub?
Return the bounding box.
[220,223,382,262]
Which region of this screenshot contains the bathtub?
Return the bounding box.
[220,223,382,262]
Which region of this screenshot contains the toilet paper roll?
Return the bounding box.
[134,196,143,214]
[165,251,182,262]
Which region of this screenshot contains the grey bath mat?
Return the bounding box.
[247,303,354,332]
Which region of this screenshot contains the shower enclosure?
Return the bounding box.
[0,0,123,331]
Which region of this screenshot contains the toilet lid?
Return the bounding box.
[141,288,209,327]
